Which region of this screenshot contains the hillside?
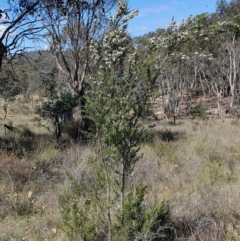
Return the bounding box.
[0,92,240,240]
[1,101,240,240]
[1,0,240,239]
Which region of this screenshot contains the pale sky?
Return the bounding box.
[0,0,231,39]
[127,0,227,36]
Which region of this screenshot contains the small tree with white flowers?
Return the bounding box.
[60,1,171,241]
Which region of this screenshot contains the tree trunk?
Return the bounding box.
[100,141,112,241]
[217,93,221,118]
[55,117,61,140]
[2,99,7,119]
[0,41,6,69]
[120,160,126,226]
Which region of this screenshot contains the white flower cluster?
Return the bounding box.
[180,30,189,36]
[167,18,178,31]
[193,52,213,60]
[180,53,190,60]
[112,0,127,22]
[102,29,127,67]
[120,9,139,26]
[217,21,228,26]
[90,40,100,63]
[168,51,214,62]
[217,21,240,31]
[127,51,136,64]
[90,0,138,70]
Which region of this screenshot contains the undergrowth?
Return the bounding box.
[0,119,240,240]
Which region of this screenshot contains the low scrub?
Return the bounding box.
[0,120,240,240]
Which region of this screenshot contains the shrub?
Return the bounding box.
[59,170,106,240]
[62,120,80,142]
[60,171,173,241]
[190,103,207,119]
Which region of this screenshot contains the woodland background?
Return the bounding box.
[1,0,240,240]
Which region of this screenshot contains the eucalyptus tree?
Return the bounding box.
[148,19,186,120]
[216,0,228,17]
[208,57,228,116]
[174,13,233,117]
[39,0,117,128]
[225,0,240,17]
[210,15,240,109]
[0,62,28,119]
[0,0,44,68]
[149,15,209,119]
[148,12,231,119]
[0,64,20,98]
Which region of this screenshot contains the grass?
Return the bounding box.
[1,97,240,240]
[134,119,240,240]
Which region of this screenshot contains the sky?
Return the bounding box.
[127,0,222,36]
[0,0,229,40]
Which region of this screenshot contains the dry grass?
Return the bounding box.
[1,96,240,240]
[133,119,240,240]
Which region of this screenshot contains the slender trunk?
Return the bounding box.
[217,92,221,118]
[0,41,6,69]
[187,80,195,113]
[229,91,234,109]
[211,82,222,118]
[55,115,61,140]
[104,162,112,241]
[76,88,89,141]
[173,114,176,125]
[226,37,238,110]
[229,49,235,109]
[120,160,126,226]
[100,141,112,241]
[199,68,207,99]
[2,99,7,120]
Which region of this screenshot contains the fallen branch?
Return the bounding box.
[3,124,18,135]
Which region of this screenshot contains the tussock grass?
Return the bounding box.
[1,97,240,240]
[142,119,240,240]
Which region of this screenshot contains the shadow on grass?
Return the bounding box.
[167,120,186,126]
[0,128,54,158]
[143,128,187,144]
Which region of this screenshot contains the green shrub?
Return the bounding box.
[59,171,106,240]
[60,172,173,241]
[190,103,207,119]
[114,185,173,241]
[62,120,80,142]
